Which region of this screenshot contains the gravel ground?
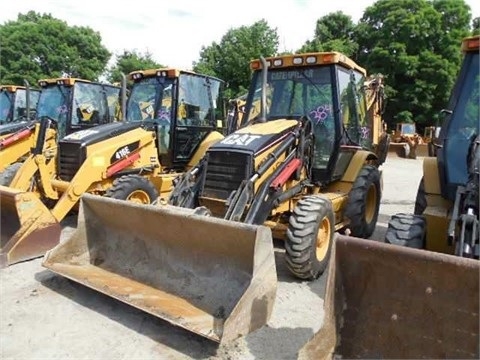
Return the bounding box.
[0,156,423,360]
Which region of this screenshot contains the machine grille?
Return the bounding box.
[202,151,252,200]
[58,142,85,181]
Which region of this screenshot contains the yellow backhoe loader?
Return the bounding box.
[43,51,389,342]
[387,121,428,159]
[299,35,479,359]
[0,78,122,184]
[0,68,226,268]
[0,82,40,137]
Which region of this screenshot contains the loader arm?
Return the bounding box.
[169,117,313,225]
[448,135,480,257]
[0,125,159,268]
[48,127,159,222]
[9,118,59,193]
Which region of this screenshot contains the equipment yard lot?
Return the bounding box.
[1,156,422,360]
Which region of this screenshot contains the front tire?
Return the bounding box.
[285,195,335,280]
[344,165,381,238]
[105,175,159,204]
[385,213,426,249]
[414,178,427,215]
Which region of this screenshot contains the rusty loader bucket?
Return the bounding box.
[42,194,277,343]
[0,185,61,268]
[299,234,480,359]
[387,142,409,158]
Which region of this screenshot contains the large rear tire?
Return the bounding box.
[385,213,426,249]
[344,165,381,238]
[375,134,391,166]
[285,195,334,280]
[0,162,23,186]
[414,178,427,215]
[105,175,159,204]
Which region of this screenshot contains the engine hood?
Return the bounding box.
[60,121,144,147]
[210,119,298,154]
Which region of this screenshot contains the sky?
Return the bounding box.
[1,0,479,70]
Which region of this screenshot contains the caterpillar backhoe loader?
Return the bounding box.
[0,78,122,184]
[1,68,226,268]
[387,121,429,159]
[299,35,479,360]
[0,82,40,137]
[43,51,388,342]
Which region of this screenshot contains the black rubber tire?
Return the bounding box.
[375,134,391,166]
[385,213,426,249]
[344,165,381,238]
[414,178,427,215]
[0,162,23,186]
[285,195,335,280]
[105,175,159,203]
[428,141,435,157]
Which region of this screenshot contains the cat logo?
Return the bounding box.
[64,129,98,140]
[221,134,261,146]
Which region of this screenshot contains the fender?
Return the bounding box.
[341,149,378,183]
[187,131,224,169]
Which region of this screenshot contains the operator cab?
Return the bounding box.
[437,37,479,200]
[127,69,225,169]
[37,78,121,139]
[242,53,375,185]
[0,85,40,124]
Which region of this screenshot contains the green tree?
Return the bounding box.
[193,19,279,98]
[107,50,164,83]
[472,16,480,35]
[298,12,358,56]
[0,11,110,85]
[355,0,472,129]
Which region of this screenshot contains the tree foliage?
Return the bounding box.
[107,50,164,83]
[298,12,358,56]
[472,16,480,35]
[193,19,279,98]
[354,0,472,128]
[0,11,110,85]
[1,4,477,126]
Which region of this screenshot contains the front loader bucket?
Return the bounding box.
[0,185,61,268]
[42,194,277,343]
[299,235,480,359]
[387,142,409,158]
[415,143,430,157]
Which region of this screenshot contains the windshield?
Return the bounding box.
[37,85,71,122]
[400,123,416,135]
[126,77,175,122]
[0,91,13,123]
[246,67,334,123]
[72,82,119,125]
[177,73,222,127]
[245,66,335,169]
[12,89,33,120]
[444,52,479,188]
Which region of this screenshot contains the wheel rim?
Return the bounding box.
[126,190,151,204]
[365,183,378,224]
[316,216,331,260]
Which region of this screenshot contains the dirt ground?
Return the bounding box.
[0,156,423,360]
